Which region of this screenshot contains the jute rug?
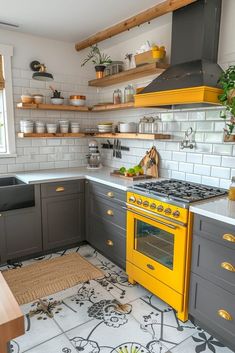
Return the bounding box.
[2,253,103,305]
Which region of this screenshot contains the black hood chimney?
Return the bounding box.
[137,0,223,107]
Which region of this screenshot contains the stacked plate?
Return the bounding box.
[59,120,69,133]
[97,123,113,133]
[71,122,80,133]
[35,121,45,133]
[20,120,34,133]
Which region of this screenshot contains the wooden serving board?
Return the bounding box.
[110,171,153,181]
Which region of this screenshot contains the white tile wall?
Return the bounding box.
[0,67,235,191]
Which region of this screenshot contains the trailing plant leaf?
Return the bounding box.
[218,65,235,135]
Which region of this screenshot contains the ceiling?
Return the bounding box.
[0,0,164,43]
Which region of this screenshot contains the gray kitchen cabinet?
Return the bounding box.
[85,181,126,269]
[189,214,235,351]
[41,180,85,250]
[0,185,42,263]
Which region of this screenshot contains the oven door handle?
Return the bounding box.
[123,207,178,230]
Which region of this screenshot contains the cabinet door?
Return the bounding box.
[42,193,85,250]
[0,214,5,264]
[2,207,42,261]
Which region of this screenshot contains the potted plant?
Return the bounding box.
[81,44,112,79]
[49,86,64,105]
[218,65,235,141]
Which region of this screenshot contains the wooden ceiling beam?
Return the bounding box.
[75,0,197,51]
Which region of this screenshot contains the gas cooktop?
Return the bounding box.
[132,179,227,203]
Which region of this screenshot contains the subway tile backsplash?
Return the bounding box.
[0,67,234,190]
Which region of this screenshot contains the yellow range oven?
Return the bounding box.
[126,191,192,322]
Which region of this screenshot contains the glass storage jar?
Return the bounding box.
[124,84,135,103]
[113,89,122,104]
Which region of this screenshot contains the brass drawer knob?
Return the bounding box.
[221,262,235,272]
[107,191,114,198]
[107,209,114,216]
[217,309,233,321]
[147,264,155,270]
[223,233,235,243]
[106,239,114,246]
[56,186,65,192]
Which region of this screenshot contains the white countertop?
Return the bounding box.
[14,166,156,191]
[190,197,235,226]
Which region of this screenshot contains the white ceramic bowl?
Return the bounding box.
[46,123,57,133]
[33,95,44,104]
[69,99,86,106]
[119,122,137,133]
[51,98,64,105]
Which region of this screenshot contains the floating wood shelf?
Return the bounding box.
[17,132,171,140]
[17,132,86,138]
[91,102,135,112]
[88,63,168,87]
[17,103,90,112]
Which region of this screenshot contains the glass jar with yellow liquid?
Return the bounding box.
[228,176,235,201]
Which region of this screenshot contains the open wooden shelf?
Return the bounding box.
[91,102,135,112]
[17,103,90,112]
[17,132,86,138]
[93,133,171,140]
[88,63,168,87]
[17,132,171,140]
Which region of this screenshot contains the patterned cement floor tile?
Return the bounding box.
[130,295,198,350]
[52,281,118,332]
[66,314,169,353]
[170,331,234,353]
[14,307,63,352]
[11,333,77,353]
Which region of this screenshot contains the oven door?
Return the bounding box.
[126,206,188,294]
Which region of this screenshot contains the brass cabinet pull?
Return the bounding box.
[107,191,114,198]
[106,239,114,246]
[222,233,235,243]
[147,264,155,270]
[221,262,235,272]
[56,186,65,192]
[217,309,233,321]
[107,209,114,216]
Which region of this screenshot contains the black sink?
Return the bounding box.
[0,177,35,212]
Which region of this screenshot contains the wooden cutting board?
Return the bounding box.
[139,146,159,178]
[110,171,153,181]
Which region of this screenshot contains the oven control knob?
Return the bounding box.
[137,198,142,205]
[129,196,136,203]
[143,201,149,207]
[157,205,164,212]
[164,208,172,215]
[173,210,180,218]
[150,203,156,210]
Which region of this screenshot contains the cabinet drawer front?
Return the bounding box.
[87,217,126,269]
[192,236,235,294]
[89,194,126,230]
[41,180,84,198]
[194,215,235,249]
[89,181,126,204]
[189,273,235,350]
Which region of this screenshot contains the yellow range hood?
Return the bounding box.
[135,0,223,108]
[135,86,222,107]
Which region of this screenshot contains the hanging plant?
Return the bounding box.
[218,65,235,136]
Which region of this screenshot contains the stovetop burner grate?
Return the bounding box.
[133,179,227,203]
